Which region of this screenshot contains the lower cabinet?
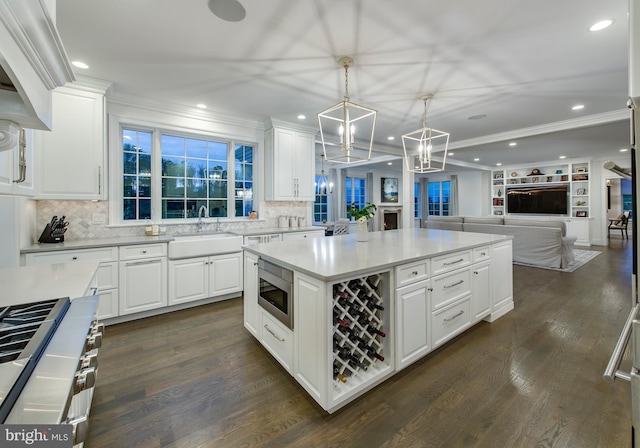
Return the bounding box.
[431,296,472,347]
[168,252,242,306]
[471,260,491,320]
[119,256,167,315]
[243,252,260,337]
[395,279,431,370]
[281,230,325,241]
[260,310,293,374]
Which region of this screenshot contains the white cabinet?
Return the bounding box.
[36,85,108,200]
[489,241,514,320]
[0,127,34,196]
[395,279,431,370]
[264,123,316,201]
[432,296,472,347]
[471,261,491,320]
[119,244,167,315]
[168,252,243,305]
[25,246,119,320]
[281,230,325,241]
[243,234,281,245]
[261,310,294,374]
[243,251,260,337]
[565,218,590,246]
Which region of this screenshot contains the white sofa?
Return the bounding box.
[424,216,577,269]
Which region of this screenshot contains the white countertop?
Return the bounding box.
[244,228,512,281]
[0,260,99,307]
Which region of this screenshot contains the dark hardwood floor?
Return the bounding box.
[87,240,634,448]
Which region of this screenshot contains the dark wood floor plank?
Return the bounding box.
[86,243,634,448]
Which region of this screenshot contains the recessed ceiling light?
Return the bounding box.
[496,163,502,166]
[572,104,585,110]
[72,61,89,69]
[620,148,629,152]
[196,104,207,109]
[559,155,566,159]
[508,142,517,147]
[474,158,480,162]
[387,136,395,140]
[387,162,393,165]
[297,114,306,120]
[468,114,487,120]
[589,19,613,32]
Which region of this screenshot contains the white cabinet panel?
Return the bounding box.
[395,259,429,288]
[281,230,325,241]
[432,296,472,348]
[431,267,471,311]
[565,218,590,246]
[209,252,243,296]
[261,310,294,374]
[264,124,315,201]
[36,86,106,200]
[471,261,491,321]
[491,241,513,311]
[395,279,431,370]
[119,257,167,315]
[243,252,260,337]
[0,127,35,196]
[96,288,119,321]
[168,257,208,305]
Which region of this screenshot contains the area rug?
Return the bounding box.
[513,249,601,273]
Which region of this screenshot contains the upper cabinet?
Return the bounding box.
[264,119,316,201]
[36,82,110,200]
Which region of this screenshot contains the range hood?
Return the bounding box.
[0,0,74,133]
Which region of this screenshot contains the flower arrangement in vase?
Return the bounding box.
[348,202,376,241]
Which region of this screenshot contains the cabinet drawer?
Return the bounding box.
[431,250,471,276]
[432,296,472,347]
[119,243,167,260]
[96,261,118,290]
[395,259,429,288]
[472,246,491,262]
[25,246,118,265]
[431,268,471,311]
[261,311,293,374]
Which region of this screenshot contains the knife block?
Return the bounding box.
[38,223,65,243]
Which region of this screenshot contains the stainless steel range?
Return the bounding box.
[0,295,102,446]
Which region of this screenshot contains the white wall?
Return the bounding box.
[417,169,488,216]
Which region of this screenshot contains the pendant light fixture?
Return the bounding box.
[402,94,449,173]
[315,156,332,195]
[318,56,377,164]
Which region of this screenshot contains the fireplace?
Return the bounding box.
[378,207,402,231]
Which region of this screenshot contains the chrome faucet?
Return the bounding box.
[197,205,208,232]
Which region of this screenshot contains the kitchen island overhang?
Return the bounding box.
[243,228,514,412]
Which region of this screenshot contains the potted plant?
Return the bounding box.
[348,202,376,241]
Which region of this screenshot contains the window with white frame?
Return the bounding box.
[120,126,254,222]
[345,176,366,219]
[427,181,450,216]
[314,175,329,223]
[414,182,420,218]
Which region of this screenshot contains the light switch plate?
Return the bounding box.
[92,213,106,224]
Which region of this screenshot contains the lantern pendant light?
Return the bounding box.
[402,94,450,173]
[318,56,377,164]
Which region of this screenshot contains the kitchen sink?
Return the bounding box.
[168,232,243,259]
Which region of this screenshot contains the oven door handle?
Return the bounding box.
[604,303,638,383]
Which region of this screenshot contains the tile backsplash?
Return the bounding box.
[35,200,313,241]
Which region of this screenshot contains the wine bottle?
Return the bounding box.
[334,289,349,299]
[366,300,384,311]
[333,311,350,328]
[333,366,347,383]
[367,351,384,361]
[367,326,386,338]
[348,357,368,371]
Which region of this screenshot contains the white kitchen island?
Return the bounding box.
[243,227,514,413]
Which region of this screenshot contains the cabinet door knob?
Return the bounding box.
[142,250,147,254]
[72,256,78,260]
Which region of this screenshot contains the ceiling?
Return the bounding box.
[55,0,632,172]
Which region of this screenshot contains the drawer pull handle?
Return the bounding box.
[72,256,78,260]
[443,258,465,266]
[443,310,465,322]
[411,270,419,276]
[126,260,158,266]
[480,252,486,256]
[443,279,464,289]
[142,250,147,254]
[264,324,285,342]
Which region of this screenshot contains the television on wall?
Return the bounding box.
[506,184,568,215]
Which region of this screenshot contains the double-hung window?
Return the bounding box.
[120,126,254,222]
[314,176,329,223]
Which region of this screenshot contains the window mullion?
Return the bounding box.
[152,129,162,221]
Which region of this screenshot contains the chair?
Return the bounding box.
[608,211,630,239]
[332,219,350,235]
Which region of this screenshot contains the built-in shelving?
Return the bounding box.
[491,161,590,218]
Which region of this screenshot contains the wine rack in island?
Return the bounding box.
[331,273,391,396]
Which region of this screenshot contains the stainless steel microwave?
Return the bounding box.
[258,258,293,330]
